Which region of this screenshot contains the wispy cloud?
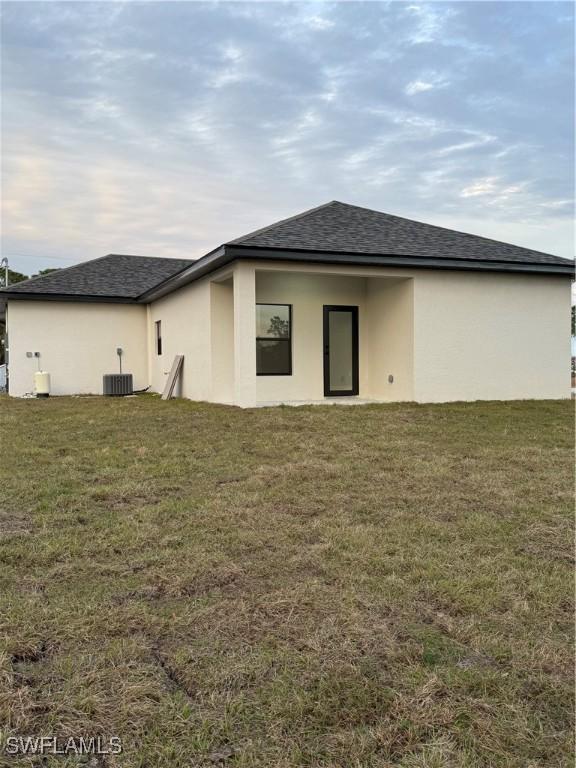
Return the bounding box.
[435,133,496,156]
[405,80,435,95]
[404,4,456,45]
[405,71,450,96]
[461,177,525,201]
[1,0,574,274]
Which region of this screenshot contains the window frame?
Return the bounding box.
[155,320,162,356]
[256,303,292,376]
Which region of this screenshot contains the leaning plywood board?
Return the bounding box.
[162,355,184,400]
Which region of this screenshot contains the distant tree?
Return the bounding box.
[267,315,289,337]
[33,268,60,277]
[2,268,29,287]
[0,268,61,287]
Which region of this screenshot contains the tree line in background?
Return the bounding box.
[3,267,60,285]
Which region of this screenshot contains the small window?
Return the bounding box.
[256,304,292,376]
[155,320,162,356]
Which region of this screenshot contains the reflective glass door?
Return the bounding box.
[323,306,359,396]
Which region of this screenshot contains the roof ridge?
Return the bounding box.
[327,201,567,261]
[1,253,114,292]
[0,254,198,299]
[105,253,195,262]
[227,201,340,245]
[0,253,196,293]
[228,199,570,262]
[134,258,197,299]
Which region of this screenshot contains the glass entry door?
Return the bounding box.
[323,306,359,396]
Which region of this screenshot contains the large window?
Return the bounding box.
[256,304,292,376]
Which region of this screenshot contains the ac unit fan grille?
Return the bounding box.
[103,374,133,396]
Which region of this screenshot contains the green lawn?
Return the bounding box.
[0,395,573,767]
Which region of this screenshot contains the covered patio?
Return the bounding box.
[209,261,414,408]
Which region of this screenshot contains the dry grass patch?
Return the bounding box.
[0,395,573,767]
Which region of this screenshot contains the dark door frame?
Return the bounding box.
[323,305,359,397]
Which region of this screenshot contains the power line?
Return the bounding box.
[2,253,79,263]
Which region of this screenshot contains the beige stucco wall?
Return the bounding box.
[248,260,570,405]
[147,263,256,406]
[210,279,234,403]
[366,278,414,401]
[233,262,257,407]
[7,260,571,405]
[413,271,571,401]
[254,269,415,403]
[255,271,371,402]
[147,278,212,400]
[7,300,148,396]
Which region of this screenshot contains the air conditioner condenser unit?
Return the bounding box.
[103,374,133,396]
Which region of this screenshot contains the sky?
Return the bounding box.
[1,0,574,277]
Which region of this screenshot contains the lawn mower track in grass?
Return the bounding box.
[0,395,573,767]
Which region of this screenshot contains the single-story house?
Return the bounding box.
[1,201,573,406]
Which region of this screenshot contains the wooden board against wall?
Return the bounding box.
[162,355,184,400]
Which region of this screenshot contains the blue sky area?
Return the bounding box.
[1,1,574,278]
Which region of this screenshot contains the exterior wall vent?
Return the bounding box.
[103,374,133,396]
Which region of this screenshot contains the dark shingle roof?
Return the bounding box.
[2,254,195,300]
[230,201,572,267]
[1,203,572,306]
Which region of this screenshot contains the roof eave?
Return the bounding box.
[1,291,140,303]
[228,245,575,275]
[139,245,574,301]
[3,246,572,306]
[139,246,230,301]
